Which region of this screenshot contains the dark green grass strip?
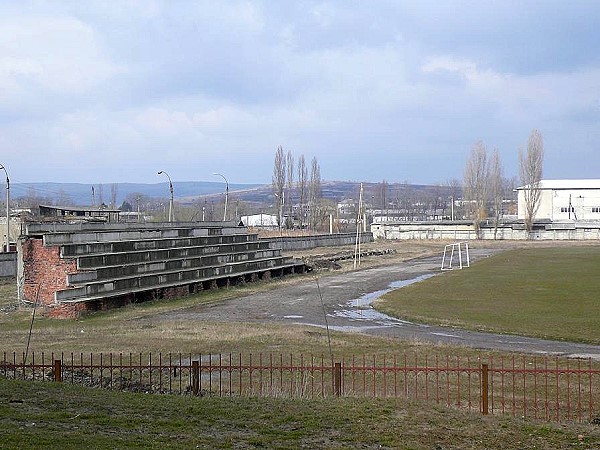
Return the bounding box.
[1,378,598,449]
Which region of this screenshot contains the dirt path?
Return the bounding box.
[160,246,600,359]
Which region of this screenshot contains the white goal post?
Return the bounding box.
[441,242,470,270]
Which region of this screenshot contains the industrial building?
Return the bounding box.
[516,179,600,222]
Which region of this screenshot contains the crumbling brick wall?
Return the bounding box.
[21,238,77,306]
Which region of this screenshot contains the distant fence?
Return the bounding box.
[262,232,373,251]
[2,352,599,424]
[0,251,16,277]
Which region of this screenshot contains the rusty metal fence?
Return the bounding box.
[2,352,599,423]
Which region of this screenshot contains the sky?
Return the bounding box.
[0,0,599,187]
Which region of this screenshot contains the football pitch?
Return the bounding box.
[375,246,600,344]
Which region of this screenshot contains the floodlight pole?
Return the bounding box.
[213,173,229,221]
[0,164,9,252]
[158,171,174,222]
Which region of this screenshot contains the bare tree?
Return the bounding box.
[285,150,294,228]
[489,148,504,239]
[297,155,307,229]
[519,129,544,232]
[97,184,104,207]
[271,146,286,228]
[308,157,321,230]
[463,140,490,236]
[377,180,388,220]
[110,184,118,209]
[56,189,73,206]
[444,178,462,220]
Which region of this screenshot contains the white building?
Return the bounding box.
[239,214,279,228]
[516,179,600,221]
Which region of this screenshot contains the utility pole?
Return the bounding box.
[0,164,9,252]
[354,183,364,269]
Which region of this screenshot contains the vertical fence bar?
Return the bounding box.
[333,362,341,397]
[520,356,526,419]
[481,363,489,416]
[192,360,199,396]
[566,358,572,421]
[577,359,582,423]
[249,353,253,396]
[555,357,560,422]
[372,355,376,398]
[544,356,549,421]
[259,353,264,396]
[53,359,62,382]
[588,358,593,422]
[424,354,429,401]
[456,355,461,408]
[393,354,398,398]
[158,353,162,393]
[289,354,293,397]
[435,354,440,405]
[533,357,538,420]
[383,355,387,398]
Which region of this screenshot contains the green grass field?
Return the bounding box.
[376,247,600,344]
[2,378,598,449]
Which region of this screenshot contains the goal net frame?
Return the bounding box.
[441,242,470,271]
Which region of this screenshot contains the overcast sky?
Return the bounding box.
[1,1,599,186]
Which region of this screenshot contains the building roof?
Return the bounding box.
[516,179,600,191]
[39,204,121,213]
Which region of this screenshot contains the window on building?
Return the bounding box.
[592,207,600,213]
[560,206,575,213]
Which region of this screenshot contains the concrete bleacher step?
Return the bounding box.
[56,256,303,302]
[68,248,280,284]
[60,233,258,258]
[74,241,271,270]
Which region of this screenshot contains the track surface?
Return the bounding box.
[163,249,600,359]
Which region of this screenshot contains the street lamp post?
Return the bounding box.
[0,164,9,252]
[213,173,229,221]
[157,171,174,222]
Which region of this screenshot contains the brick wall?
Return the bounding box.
[22,238,77,306]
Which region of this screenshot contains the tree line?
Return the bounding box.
[271,145,324,230]
[463,128,544,234]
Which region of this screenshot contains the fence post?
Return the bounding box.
[481,363,489,415]
[53,360,62,383]
[333,362,342,397]
[192,360,199,396]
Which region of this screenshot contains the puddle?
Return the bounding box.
[348,273,434,308]
[290,273,436,330]
[332,273,435,324]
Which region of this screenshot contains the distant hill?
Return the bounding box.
[11,181,263,206]
[11,180,456,207]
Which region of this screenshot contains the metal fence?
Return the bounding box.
[2,352,599,424]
